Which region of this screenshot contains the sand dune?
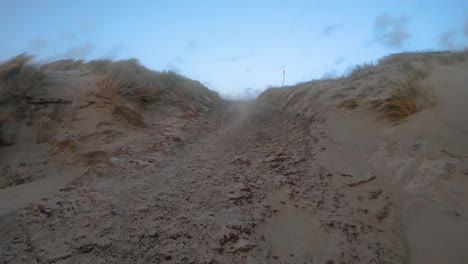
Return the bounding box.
[1,51,467,263]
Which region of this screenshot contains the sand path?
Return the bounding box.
[1,101,407,263]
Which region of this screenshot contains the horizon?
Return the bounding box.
[1,0,467,98]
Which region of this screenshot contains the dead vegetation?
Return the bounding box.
[87,59,219,107]
[343,51,467,122]
[112,103,145,127]
[95,75,128,101]
[377,49,468,67]
[377,60,435,123]
[347,63,376,80]
[41,59,84,71]
[85,58,222,126]
[0,53,44,104]
[0,112,11,145]
[0,54,44,146]
[379,78,435,123]
[260,51,468,124]
[338,99,358,109]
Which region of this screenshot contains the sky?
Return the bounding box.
[0,0,467,98]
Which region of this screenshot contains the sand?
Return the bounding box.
[1,52,468,263]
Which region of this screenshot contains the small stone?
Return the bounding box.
[232,239,254,253]
[171,136,182,142]
[38,205,52,217]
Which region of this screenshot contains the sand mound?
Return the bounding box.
[0,55,222,192]
[258,50,468,263]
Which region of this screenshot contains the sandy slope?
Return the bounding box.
[257,55,468,264]
[1,52,468,263]
[1,100,404,263]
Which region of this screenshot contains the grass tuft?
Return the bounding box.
[0,53,44,104]
[41,59,84,71]
[95,75,128,101]
[380,79,435,123]
[338,99,358,109]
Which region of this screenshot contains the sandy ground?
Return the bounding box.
[1,54,468,263]
[1,101,406,263]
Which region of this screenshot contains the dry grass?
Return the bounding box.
[0,112,11,146]
[88,59,171,104]
[347,63,377,80]
[95,75,129,100]
[378,50,468,66]
[0,53,43,147]
[112,104,145,127]
[338,99,358,109]
[0,53,44,104]
[0,112,10,126]
[95,74,159,104]
[87,58,220,107]
[380,79,435,123]
[41,59,84,71]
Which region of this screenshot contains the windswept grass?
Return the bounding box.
[87,59,174,104]
[378,49,468,66]
[0,53,44,104]
[0,112,11,146]
[338,99,358,109]
[87,58,219,106]
[41,59,84,71]
[94,74,160,104]
[0,54,43,147]
[380,78,435,123]
[347,63,377,80]
[95,75,129,101]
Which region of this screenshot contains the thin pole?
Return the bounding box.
[282,69,285,87]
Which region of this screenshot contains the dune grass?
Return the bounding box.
[338,99,358,109]
[0,112,10,145]
[88,59,178,104]
[41,59,84,71]
[347,63,376,80]
[0,54,43,146]
[95,75,129,101]
[94,74,163,105]
[0,53,44,104]
[87,58,219,108]
[380,78,435,123]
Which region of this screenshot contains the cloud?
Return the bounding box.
[102,45,124,60]
[48,42,94,60]
[185,40,198,52]
[61,32,76,42]
[334,57,345,65]
[164,55,186,72]
[322,69,338,79]
[321,24,341,36]
[164,62,181,73]
[438,31,455,49]
[202,81,213,88]
[28,37,48,52]
[373,13,410,48]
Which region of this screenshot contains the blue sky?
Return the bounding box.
[1,0,467,97]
